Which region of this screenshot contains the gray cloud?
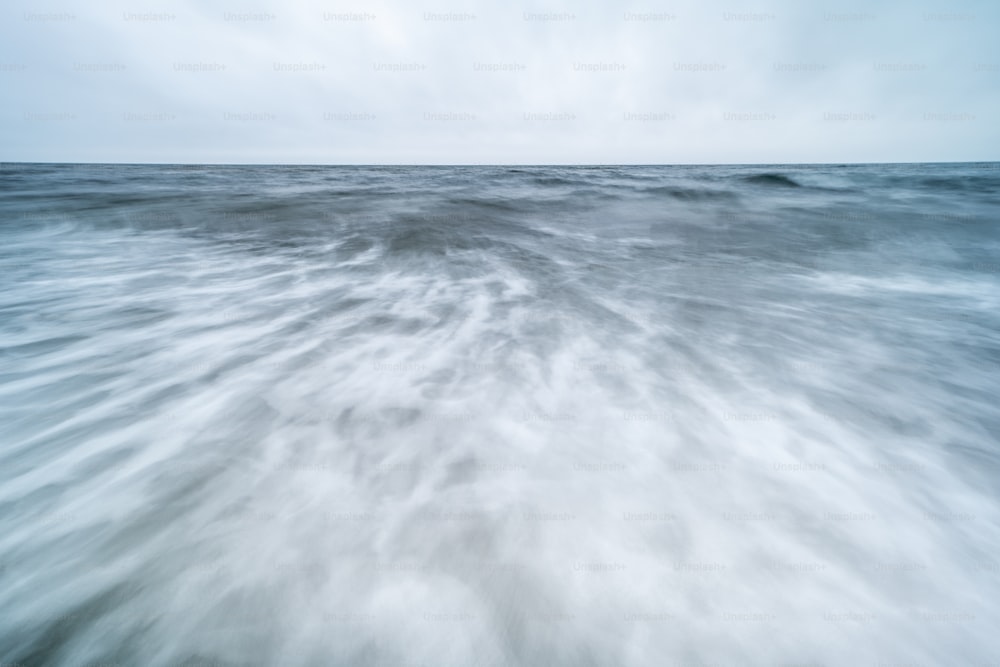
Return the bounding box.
[1,0,996,163]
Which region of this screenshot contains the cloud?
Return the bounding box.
[1,0,996,163]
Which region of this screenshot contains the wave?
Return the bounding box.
[640,184,741,201]
[741,172,802,187]
[0,162,999,665]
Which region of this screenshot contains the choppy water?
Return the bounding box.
[1,162,999,666]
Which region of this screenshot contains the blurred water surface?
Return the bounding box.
[1,162,999,666]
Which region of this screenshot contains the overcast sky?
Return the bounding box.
[1,0,996,164]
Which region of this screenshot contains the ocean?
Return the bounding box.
[1,162,999,665]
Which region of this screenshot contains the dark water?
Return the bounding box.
[1,162,999,666]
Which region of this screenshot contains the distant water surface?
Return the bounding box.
[1,163,999,666]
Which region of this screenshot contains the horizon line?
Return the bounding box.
[3,160,999,168]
